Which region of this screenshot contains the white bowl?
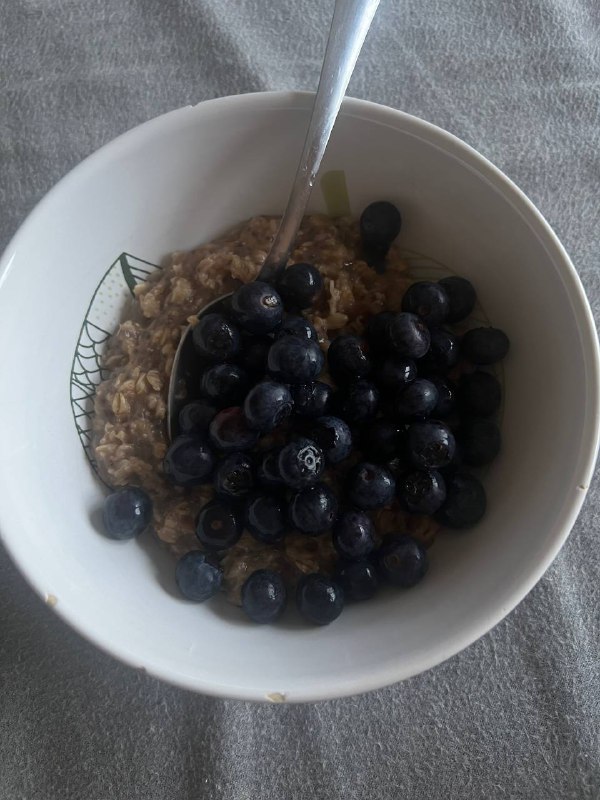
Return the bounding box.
[0,92,598,702]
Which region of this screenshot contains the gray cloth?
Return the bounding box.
[1,0,599,797]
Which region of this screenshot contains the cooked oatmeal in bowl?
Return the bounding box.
[93,203,507,624]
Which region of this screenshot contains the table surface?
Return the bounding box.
[1,1,599,798]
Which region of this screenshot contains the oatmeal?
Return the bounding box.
[93,213,443,604]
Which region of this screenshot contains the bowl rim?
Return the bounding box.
[1,90,599,702]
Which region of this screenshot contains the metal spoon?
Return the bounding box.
[168,0,381,439]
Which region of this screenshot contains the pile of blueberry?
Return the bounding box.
[102,202,509,627]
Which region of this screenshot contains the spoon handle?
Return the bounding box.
[258,0,380,282]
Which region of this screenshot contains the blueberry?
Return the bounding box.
[257,448,284,489]
[245,493,286,543]
[365,311,394,351]
[178,400,218,435]
[438,276,476,323]
[290,483,338,534]
[373,356,417,391]
[389,312,431,359]
[215,452,255,501]
[240,335,272,375]
[327,334,371,382]
[192,313,241,362]
[407,421,456,469]
[346,462,396,510]
[436,471,487,528]
[267,335,324,384]
[360,201,402,264]
[461,327,510,365]
[163,435,215,486]
[209,407,259,452]
[428,376,457,418]
[420,328,460,373]
[243,380,293,431]
[337,379,380,423]
[276,315,318,341]
[360,419,405,463]
[241,569,287,623]
[398,469,446,514]
[291,381,333,418]
[459,371,501,417]
[332,511,375,560]
[102,487,152,540]
[296,573,344,625]
[200,363,249,406]
[394,378,439,420]
[401,281,449,327]
[306,415,352,464]
[196,500,242,550]
[231,281,283,334]
[276,263,323,310]
[376,534,428,588]
[457,419,501,466]
[278,437,325,489]
[335,560,379,602]
[175,551,223,601]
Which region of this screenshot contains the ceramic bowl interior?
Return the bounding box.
[0,92,598,702]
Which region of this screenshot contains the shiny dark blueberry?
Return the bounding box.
[231,281,283,334]
[398,469,446,515]
[290,482,338,534]
[420,328,460,373]
[278,437,325,489]
[394,378,439,420]
[346,462,396,510]
[245,493,286,543]
[436,471,487,528]
[178,400,218,435]
[102,487,152,540]
[428,376,457,418]
[257,448,284,489]
[335,560,379,602]
[438,276,476,323]
[191,312,241,362]
[457,419,501,466]
[459,371,501,417]
[401,281,449,327]
[291,381,333,418]
[175,551,223,602]
[208,407,259,452]
[365,311,394,351]
[240,335,272,376]
[360,419,405,463]
[306,415,352,464]
[276,315,318,341]
[389,312,431,359]
[407,421,456,469]
[241,569,287,624]
[267,335,324,384]
[243,380,293,432]
[376,534,428,588]
[332,510,375,560]
[327,334,371,382]
[461,327,510,365]
[360,201,402,265]
[163,435,215,486]
[200,363,249,406]
[214,452,255,501]
[337,379,379,423]
[296,573,344,625]
[196,500,242,550]
[276,263,323,310]
[374,356,417,391]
